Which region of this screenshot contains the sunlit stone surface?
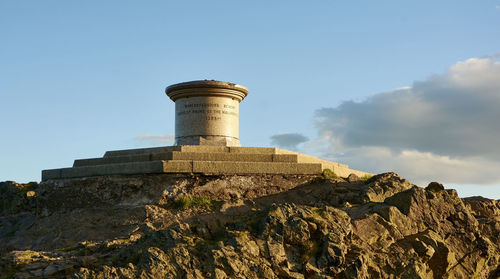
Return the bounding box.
[165,80,248,146]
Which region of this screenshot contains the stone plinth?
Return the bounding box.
[41,80,373,181]
[41,145,373,180]
[165,80,248,146]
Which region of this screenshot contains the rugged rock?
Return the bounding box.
[0,173,499,278]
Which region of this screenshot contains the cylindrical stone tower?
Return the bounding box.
[165,80,249,146]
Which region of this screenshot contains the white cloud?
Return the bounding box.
[316,144,500,185]
[134,133,175,146]
[310,56,500,185]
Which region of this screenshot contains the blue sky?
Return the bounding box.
[1,1,500,199]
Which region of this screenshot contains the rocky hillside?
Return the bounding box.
[1,172,499,278]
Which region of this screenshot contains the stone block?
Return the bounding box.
[229,147,278,154]
[42,169,62,180]
[171,152,273,162]
[162,160,193,172]
[179,145,230,153]
[104,146,182,157]
[272,154,298,162]
[192,161,322,174]
[42,145,372,180]
[59,161,168,179]
[295,154,348,168]
[73,154,154,167]
[273,148,299,155]
[176,135,240,147]
[74,152,302,169]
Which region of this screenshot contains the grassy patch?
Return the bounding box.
[171,196,214,210]
[311,169,338,184]
[9,251,39,270]
[106,238,132,246]
[321,169,337,179]
[361,174,374,183]
[55,243,84,252]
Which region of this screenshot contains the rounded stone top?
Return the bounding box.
[165,80,249,102]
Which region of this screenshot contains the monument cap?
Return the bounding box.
[165,80,249,102]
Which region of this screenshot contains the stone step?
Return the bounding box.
[101,146,349,168]
[193,161,322,175]
[42,146,373,181]
[43,160,177,180]
[73,152,300,167]
[103,145,291,157]
[103,146,183,157]
[42,160,323,180]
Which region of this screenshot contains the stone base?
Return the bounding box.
[175,135,241,147]
[41,146,372,181]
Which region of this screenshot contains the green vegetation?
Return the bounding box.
[361,174,374,183]
[171,196,214,209]
[321,169,337,179]
[55,243,85,252]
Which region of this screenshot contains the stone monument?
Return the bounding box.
[41,80,372,180]
[166,80,248,146]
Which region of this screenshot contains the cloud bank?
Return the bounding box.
[312,57,500,185]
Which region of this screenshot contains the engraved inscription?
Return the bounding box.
[177,103,238,118]
[184,103,219,108]
[206,116,221,120]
